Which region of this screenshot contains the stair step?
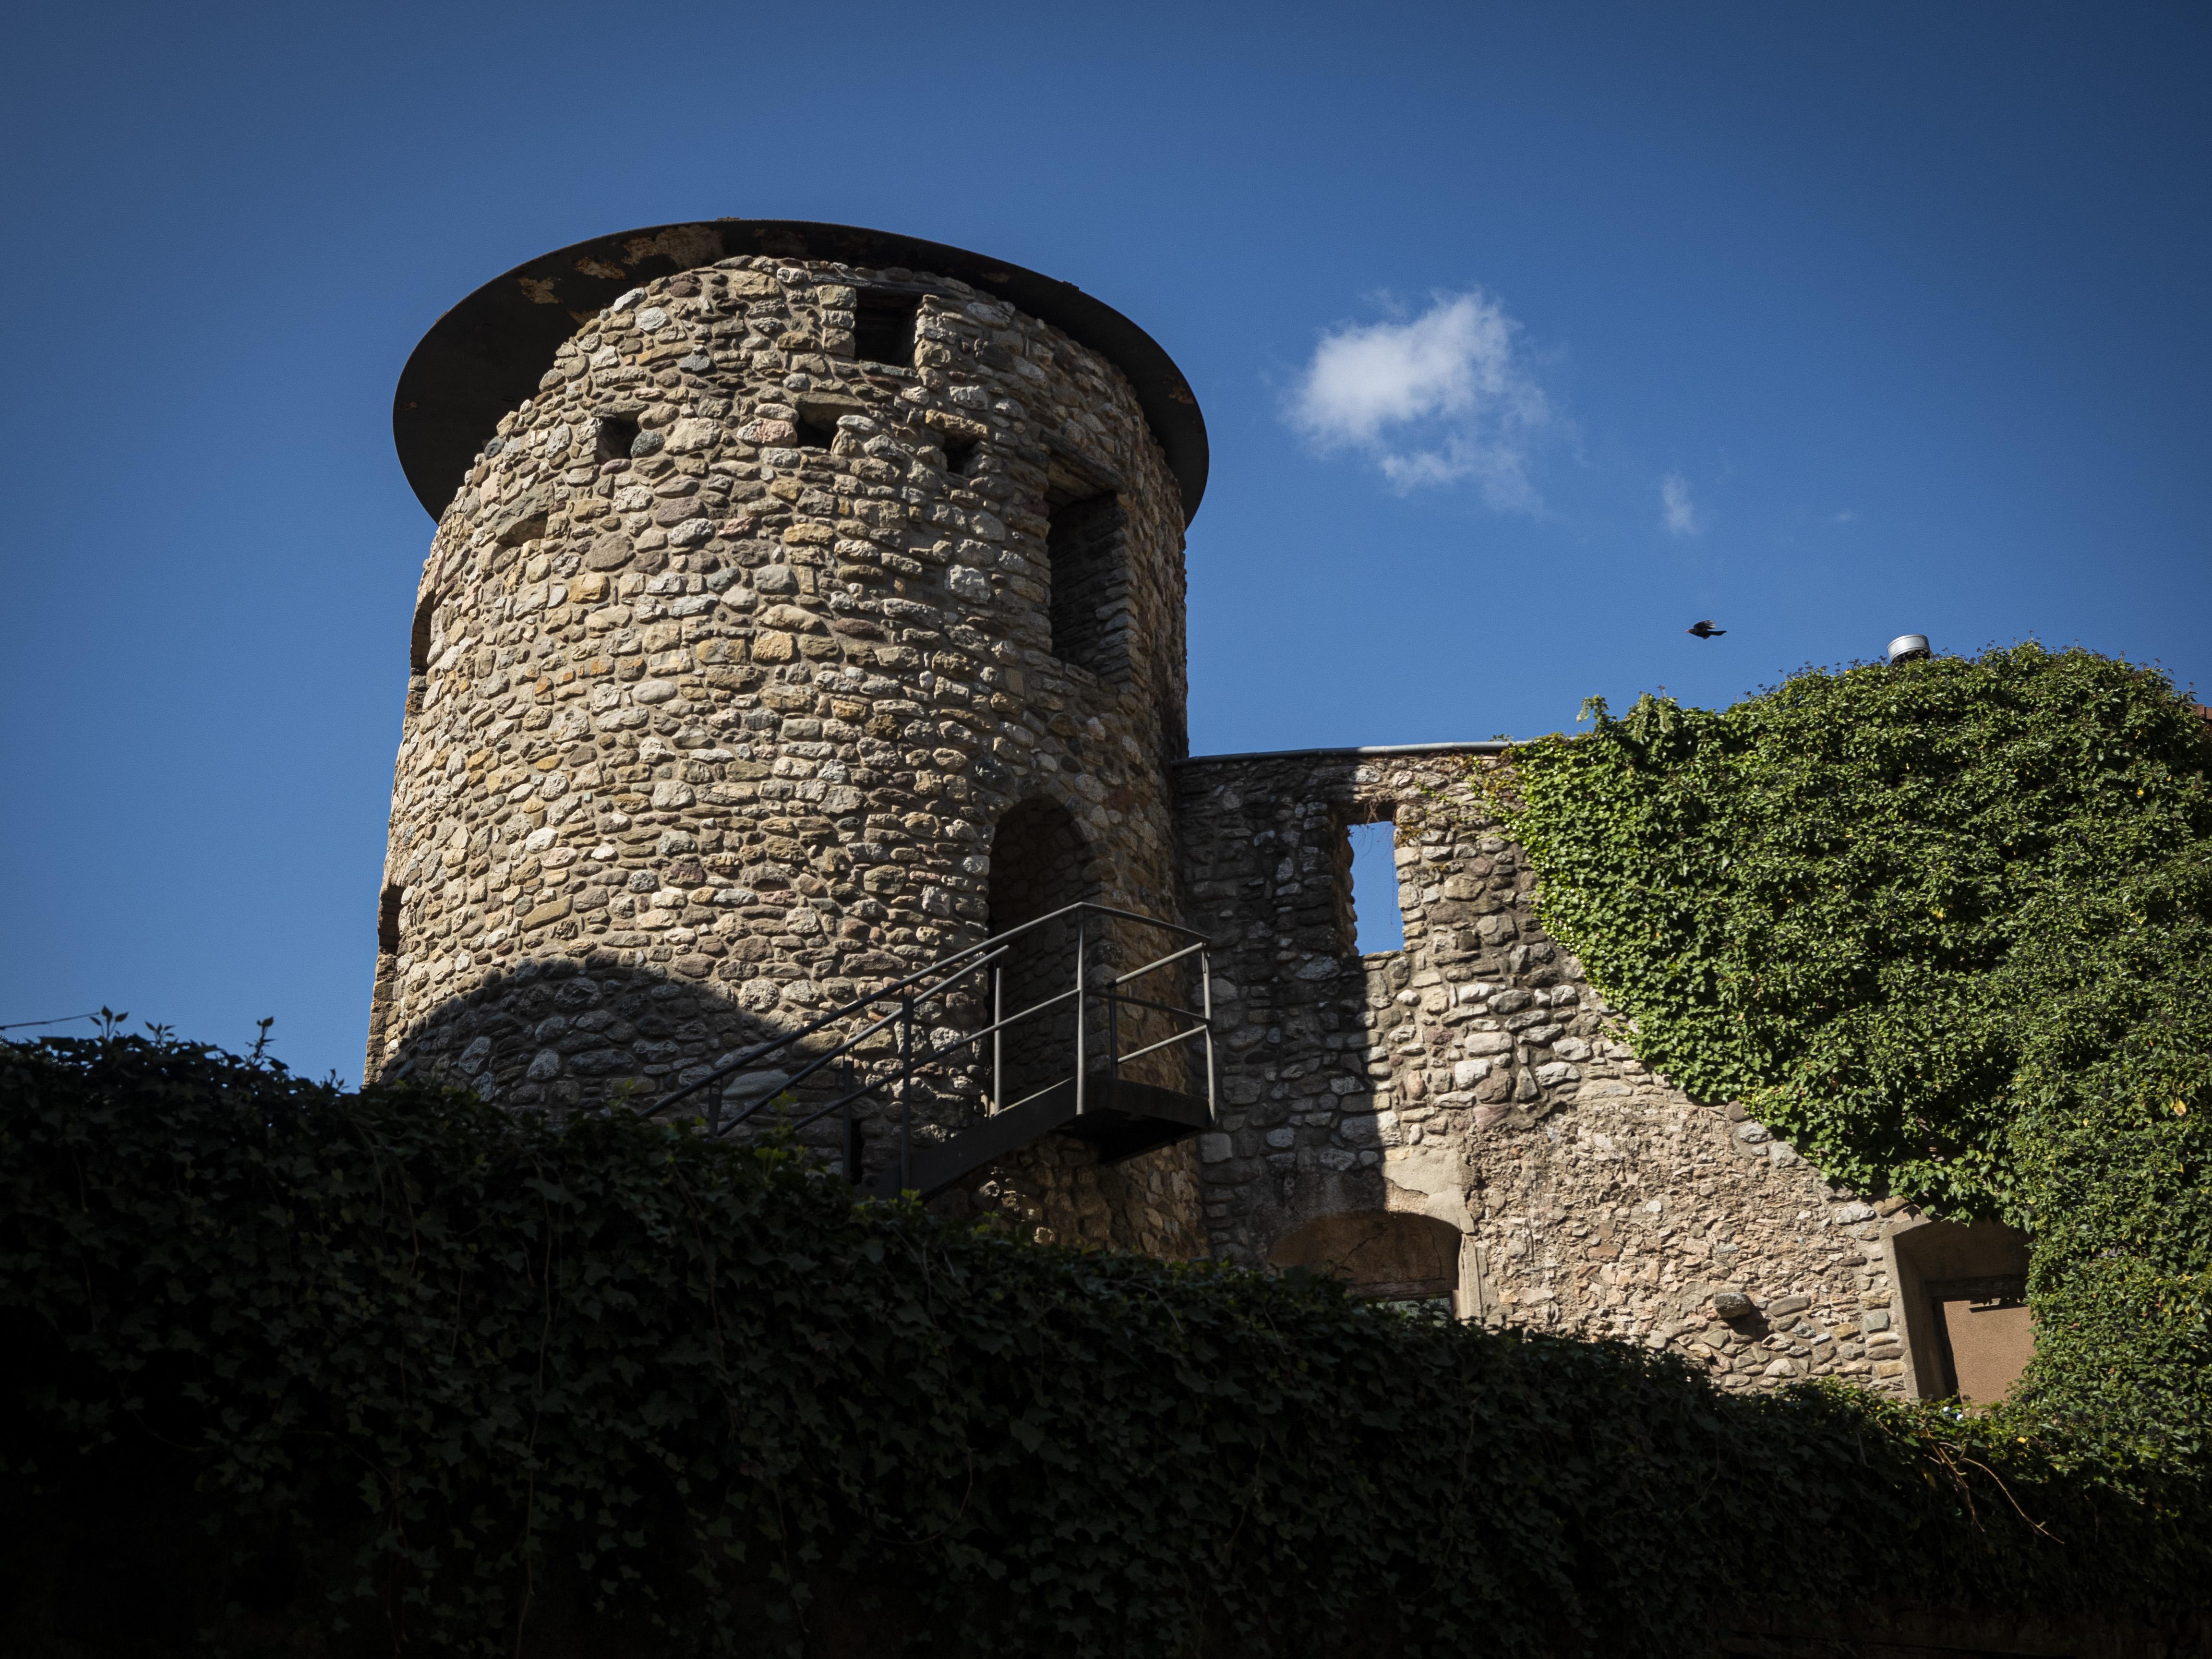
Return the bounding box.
[866,1075,1212,1201]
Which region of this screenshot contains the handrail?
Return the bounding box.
[1108,1023,1212,1070]
[642,899,1204,1119]
[632,901,1218,1190]
[693,958,1206,1143]
[1114,938,1207,985]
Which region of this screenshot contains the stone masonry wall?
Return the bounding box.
[1176,746,1917,1397]
[371,249,1203,1256]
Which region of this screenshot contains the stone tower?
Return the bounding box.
[370,220,1210,1251]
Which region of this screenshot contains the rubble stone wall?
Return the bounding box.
[1175,745,1919,1397]
[370,251,1203,1255]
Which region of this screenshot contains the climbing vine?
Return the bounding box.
[1502,643,2212,1450]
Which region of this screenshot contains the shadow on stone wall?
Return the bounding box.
[384,954,1208,1256]
[1266,1209,1461,1303]
[384,952,978,1182]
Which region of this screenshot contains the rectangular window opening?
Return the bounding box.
[853,292,919,367]
[1045,457,1128,678]
[795,411,841,450]
[1925,1276,2033,1403]
[1348,817,1406,955]
[1889,1219,2036,1403]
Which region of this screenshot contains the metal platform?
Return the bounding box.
[867,1074,1214,1202]
[636,902,1218,1200]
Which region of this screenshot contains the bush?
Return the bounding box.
[2,1034,2206,1656]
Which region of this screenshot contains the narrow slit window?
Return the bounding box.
[853,292,919,367]
[365,883,407,1085]
[1348,819,1405,954]
[409,594,436,676]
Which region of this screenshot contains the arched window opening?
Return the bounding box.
[986,798,1094,1103]
[1270,1211,1466,1310]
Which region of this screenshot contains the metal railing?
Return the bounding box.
[635,902,1217,1192]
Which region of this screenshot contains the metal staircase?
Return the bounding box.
[636,903,1217,1200]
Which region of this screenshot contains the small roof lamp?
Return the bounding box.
[1886,633,1932,666]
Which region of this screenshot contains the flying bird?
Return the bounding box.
[1686,620,1726,639]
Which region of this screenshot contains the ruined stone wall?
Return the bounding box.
[372,250,1202,1255]
[1176,746,1915,1396]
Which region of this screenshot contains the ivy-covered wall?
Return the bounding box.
[3,1034,2208,1657]
[1176,746,1918,1400]
[1502,644,2212,1455]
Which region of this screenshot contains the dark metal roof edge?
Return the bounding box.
[1175,741,1519,767]
[393,219,1208,525]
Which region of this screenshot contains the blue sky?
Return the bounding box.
[3,2,2206,1080]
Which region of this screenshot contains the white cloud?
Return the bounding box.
[1660,472,1702,536]
[1287,290,1553,511]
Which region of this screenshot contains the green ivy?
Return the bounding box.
[1501,643,2212,1453]
[2,1033,2208,1656]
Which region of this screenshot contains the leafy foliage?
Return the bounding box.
[1503,644,2212,1450]
[4,1033,2206,1656]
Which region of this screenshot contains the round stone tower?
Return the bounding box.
[368,220,1209,1252]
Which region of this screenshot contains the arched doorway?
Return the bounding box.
[1269,1212,1467,1310]
[987,798,1094,1103]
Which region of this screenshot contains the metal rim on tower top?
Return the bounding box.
[392,219,1209,526]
